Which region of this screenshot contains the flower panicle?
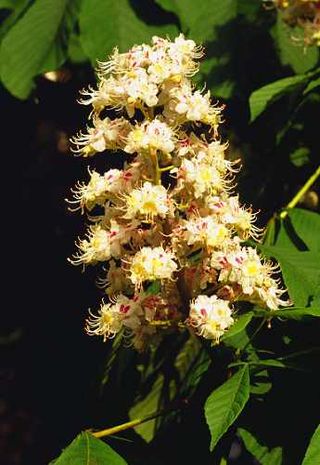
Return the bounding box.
[68,34,291,351]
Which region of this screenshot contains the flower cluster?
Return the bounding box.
[68,34,290,350]
[267,0,320,46]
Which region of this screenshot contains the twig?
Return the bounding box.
[280,165,320,218]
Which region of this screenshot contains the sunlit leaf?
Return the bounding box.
[79,0,178,63]
[258,244,320,307]
[0,0,68,98]
[156,0,236,42]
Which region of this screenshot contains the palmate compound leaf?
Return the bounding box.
[52,431,127,465]
[302,424,320,465]
[238,428,283,465]
[204,365,250,451]
[249,74,309,122]
[79,0,178,63]
[0,0,68,99]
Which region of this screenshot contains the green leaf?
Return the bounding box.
[156,0,237,42]
[53,432,127,465]
[204,365,250,451]
[129,374,165,443]
[0,0,15,8]
[68,32,87,64]
[273,15,319,74]
[303,75,320,95]
[249,359,287,369]
[302,424,320,465]
[288,209,320,253]
[249,74,308,122]
[0,0,68,99]
[176,336,211,395]
[238,428,283,465]
[273,306,320,320]
[222,312,253,342]
[129,335,209,442]
[145,280,161,296]
[79,0,178,63]
[258,244,320,307]
[290,147,310,167]
[249,369,272,395]
[0,0,31,39]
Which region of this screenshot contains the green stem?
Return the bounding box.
[91,403,183,439]
[280,165,320,218]
[159,164,174,172]
[151,149,161,184]
[241,317,267,353]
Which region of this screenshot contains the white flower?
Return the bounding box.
[189,294,234,342]
[86,294,143,341]
[69,221,132,266]
[129,246,177,285]
[123,182,170,220]
[124,119,176,154]
[211,245,289,309]
[71,116,131,156]
[69,224,112,266]
[123,68,159,115]
[178,158,226,198]
[183,216,230,249]
[221,196,262,240]
[67,168,123,212]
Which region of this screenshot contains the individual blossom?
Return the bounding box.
[188,295,234,343]
[164,82,223,135]
[128,246,178,286]
[86,294,143,341]
[175,158,228,198]
[71,116,131,156]
[211,244,290,309]
[69,221,132,266]
[122,182,170,221]
[67,168,122,212]
[124,119,176,155]
[208,195,262,240]
[69,224,112,266]
[182,215,230,250]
